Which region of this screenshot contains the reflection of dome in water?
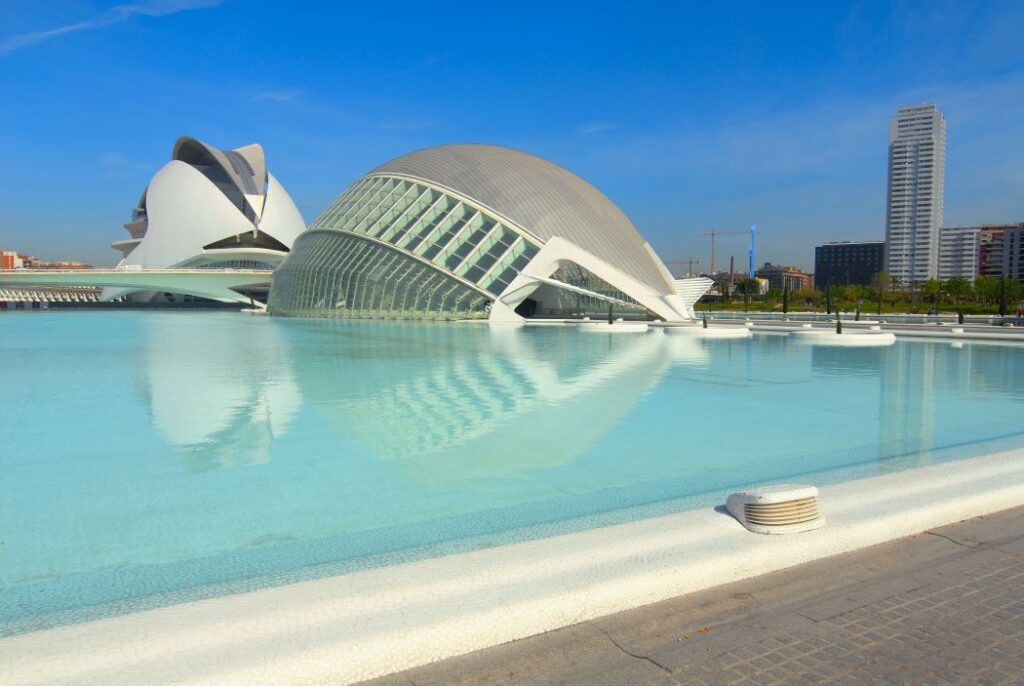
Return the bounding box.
[291,322,675,479]
[144,315,300,471]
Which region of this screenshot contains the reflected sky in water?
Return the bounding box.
[1,312,1022,632]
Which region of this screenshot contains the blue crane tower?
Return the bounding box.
[748,225,757,278]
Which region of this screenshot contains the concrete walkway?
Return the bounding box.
[363,506,1024,685]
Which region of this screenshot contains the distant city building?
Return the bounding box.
[1,251,22,270]
[814,241,885,289]
[938,226,981,282]
[1002,226,1024,281]
[939,223,1024,282]
[754,262,812,292]
[24,259,93,269]
[884,103,946,284]
[979,227,1007,277]
[705,270,747,297]
[1,251,92,270]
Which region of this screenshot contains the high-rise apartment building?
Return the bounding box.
[936,223,1024,282]
[1002,226,1024,281]
[938,226,981,282]
[979,227,1007,277]
[884,103,946,285]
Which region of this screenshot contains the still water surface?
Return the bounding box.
[2,311,1022,633]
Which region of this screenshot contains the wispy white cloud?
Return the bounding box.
[0,0,222,56]
[575,121,618,136]
[250,89,301,103]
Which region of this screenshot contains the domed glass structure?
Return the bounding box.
[269,144,708,321]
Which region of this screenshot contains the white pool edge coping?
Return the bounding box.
[3,447,1024,686]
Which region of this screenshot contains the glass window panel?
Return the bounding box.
[269,231,491,320]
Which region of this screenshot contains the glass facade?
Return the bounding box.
[535,263,649,319]
[193,259,277,270]
[269,231,492,319]
[271,174,542,319]
[310,175,540,296]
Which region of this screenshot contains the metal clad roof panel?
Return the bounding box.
[372,144,673,293]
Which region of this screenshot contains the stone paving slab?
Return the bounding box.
[361,506,1024,685]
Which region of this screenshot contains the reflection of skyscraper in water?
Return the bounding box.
[144,315,301,471]
[879,342,935,463]
[810,345,886,378]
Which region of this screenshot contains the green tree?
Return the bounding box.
[942,278,971,309]
[871,271,890,314]
[840,284,868,304]
[888,276,905,307]
[922,279,942,311]
[975,275,1001,306]
[735,277,760,312]
[782,280,789,314]
[796,287,820,307]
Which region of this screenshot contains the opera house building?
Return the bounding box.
[107,136,306,302]
[269,144,706,322]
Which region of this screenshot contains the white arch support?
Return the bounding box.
[489,237,710,322]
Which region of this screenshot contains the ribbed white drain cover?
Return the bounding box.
[726,484,825,534]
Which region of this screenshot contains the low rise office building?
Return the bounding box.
[814,241,885,289]
[754,263,812,292]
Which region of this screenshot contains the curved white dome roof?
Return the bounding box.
[371,144,673,292]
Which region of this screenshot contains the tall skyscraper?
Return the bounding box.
[884,103,946,285]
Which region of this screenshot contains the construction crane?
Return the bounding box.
[701,230,747,276]
[664,257,700,278]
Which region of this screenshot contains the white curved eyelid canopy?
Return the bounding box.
[105,136,306,302]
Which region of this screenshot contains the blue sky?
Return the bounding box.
[1,1,1022,270]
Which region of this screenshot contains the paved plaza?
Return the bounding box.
[363,505,1024,685]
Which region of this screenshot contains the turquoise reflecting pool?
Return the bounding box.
[2,311,1023,634]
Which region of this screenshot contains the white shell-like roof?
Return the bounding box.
[371,144,673,292]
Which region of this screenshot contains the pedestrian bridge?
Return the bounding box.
[0,269,274,304]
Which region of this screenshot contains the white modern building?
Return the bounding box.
[936,223,1024,282]
[938,226,981,282]
[106,136,306,302]
[269,144,709,321]
[884,103,946,285]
